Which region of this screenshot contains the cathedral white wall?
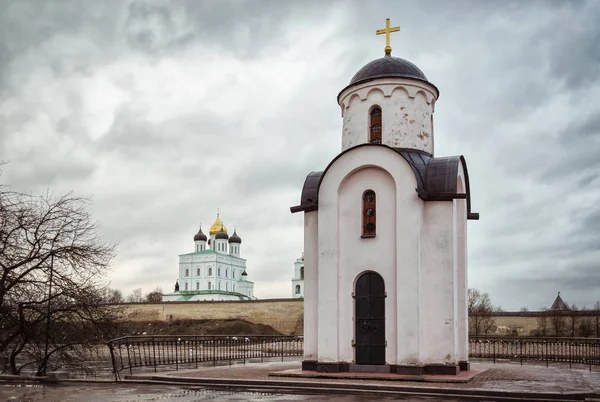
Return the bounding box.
[420,201,458,364]
[316,146,421,365]
[303,211,318,362]
[339,79,437,154]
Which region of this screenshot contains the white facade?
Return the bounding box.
[291,254,305,298]
[292,51,478,374]
[162,213,255,302]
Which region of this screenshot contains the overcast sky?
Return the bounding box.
[1,0,599,310]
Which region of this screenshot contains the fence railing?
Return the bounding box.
[108,335,600,381]
[469,336,600,371]
[107,335,303,381]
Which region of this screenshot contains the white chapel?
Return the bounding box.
[162,212,255,302]
[291,19,479,375]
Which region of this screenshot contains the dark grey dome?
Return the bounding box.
[228,230,242,244]
[215,228,229,240]
[193,226,207,242]
[349,54,428,85]
[241,270,247,276]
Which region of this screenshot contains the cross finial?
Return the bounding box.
[376,18,400,55]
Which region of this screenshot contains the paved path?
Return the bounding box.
[124,360,600,400]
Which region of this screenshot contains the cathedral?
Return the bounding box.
[291,19,479,374]
[162,212,255,302]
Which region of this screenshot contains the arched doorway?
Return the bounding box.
[354,272,386,365]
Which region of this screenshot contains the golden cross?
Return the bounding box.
[376,18,400,55]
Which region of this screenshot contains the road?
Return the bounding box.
[0,383,459,401]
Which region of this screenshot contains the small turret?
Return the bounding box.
[214,226,229,253]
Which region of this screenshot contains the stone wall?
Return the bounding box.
[118,299,600,338]
[118,298,304,335]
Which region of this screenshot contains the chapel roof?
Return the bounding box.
[338,53,438,102]
[290,144,479,220]
[550,293,570,311]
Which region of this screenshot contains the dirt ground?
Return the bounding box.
[125,319,283,336]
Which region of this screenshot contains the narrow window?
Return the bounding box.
[218,268,221,276]
[208,281,211,290]
[195,244,198,252]
[233,270,235,279]
[218,282,221,290]
[185,268,189,277]
[196,282,199,290]
[295,284,301,294]
[362,190,376,237]
[300,267,304,280]
[370,107,382,144]
[226,282,229,291]
[208,267,212,276]
[196,268,200,276]
[233,283,235,292]
[185,282,188,291]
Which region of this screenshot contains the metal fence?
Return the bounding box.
[108,335,600,381]
[470,336,600,371]
[107,335,303,380]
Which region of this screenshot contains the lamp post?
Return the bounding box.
[41,253,54,376]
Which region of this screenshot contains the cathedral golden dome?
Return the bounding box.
[209,211,228,235]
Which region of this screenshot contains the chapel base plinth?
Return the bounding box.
[306,362,465,375]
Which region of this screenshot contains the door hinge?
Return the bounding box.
[351,339,355,347]
[351,292,355,298]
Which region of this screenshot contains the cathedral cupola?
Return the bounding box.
[337,18,439,155]
[214,226,229,253]
[228,230,241,244]
[193,226,207,241]
[228,229,242,257]
[193,224,208,252]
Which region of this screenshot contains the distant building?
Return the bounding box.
[550,292,570,311]
[162,211,255,302]
[291,254,304,298]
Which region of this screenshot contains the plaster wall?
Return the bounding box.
[303,211,318,361]
[456,168,469,362]
[339,79,437,154]
[316,146,422,365]
[420,201,457,364]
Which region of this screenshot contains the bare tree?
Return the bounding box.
[550,314,567,337]
[536,308,549,336]
[0,187,123,375]
[468,288,497,336]
[144,287,163,303]
[102,288,124,304]
[126,288,143,303]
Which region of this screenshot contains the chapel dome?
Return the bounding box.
[193,226,207,242]
[215,228,229,240]
[348,53,428,87]
[228,230,242,244]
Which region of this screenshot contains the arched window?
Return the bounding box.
[233,283,235,292]
[185,268,189,277]
[295,284,301,294]
[208,267,212,276]
[226,269,228,278]
[300,267,304,280]
[369,107,382,144]
[226,282,229,291]
[196,282,199,290]
[218,282,221,290]
[218,268,221,276]
[362,190,376,237]
[233,270,236,279]
[184,282,188,291]
[208,281,211,290]
[196,268,200,276]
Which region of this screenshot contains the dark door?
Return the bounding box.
[354,272,386,365]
